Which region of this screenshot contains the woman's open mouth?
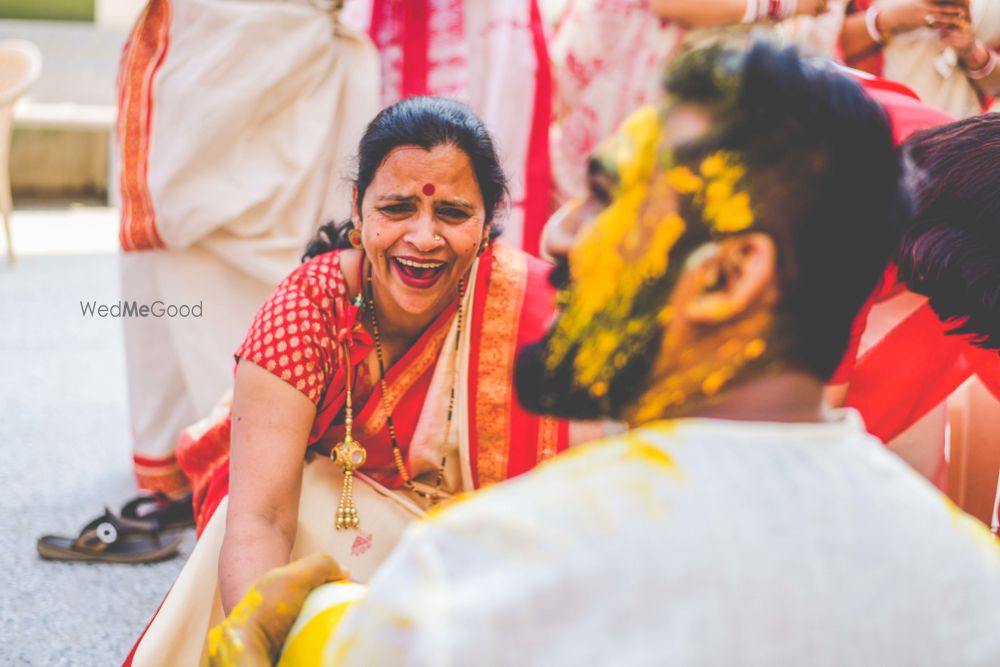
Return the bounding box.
[391,256,447,289]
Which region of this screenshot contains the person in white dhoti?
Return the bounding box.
[117,0,378,497]
[36,0,379,563]
[204,43,1000,666]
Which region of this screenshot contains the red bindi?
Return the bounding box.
[422,183,436,196]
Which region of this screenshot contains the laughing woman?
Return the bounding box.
[126,97,572,667]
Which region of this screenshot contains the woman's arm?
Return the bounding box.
[841,6,886,61]
[648,0,750,26]
[219,360,317,613]
[649,0,829,28]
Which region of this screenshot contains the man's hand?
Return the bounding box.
[203,553,347,667]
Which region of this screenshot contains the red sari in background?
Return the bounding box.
[835,77,1000,524]
[176,243,568,534]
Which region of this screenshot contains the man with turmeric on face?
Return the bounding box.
[204,43,1000,667]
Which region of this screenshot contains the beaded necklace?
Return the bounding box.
[367,268,465,504]
[330,262,466,530]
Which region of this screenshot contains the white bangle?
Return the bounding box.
[966,48,998,80]
[865,7,885,45]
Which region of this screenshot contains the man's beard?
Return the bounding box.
[518,257,663,421]
[514,335,606,420]
[515,328,655,421]
[515,257,607,420]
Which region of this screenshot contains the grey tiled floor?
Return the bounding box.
[0,221,192,665]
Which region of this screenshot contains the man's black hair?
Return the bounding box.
[516,43,911,421]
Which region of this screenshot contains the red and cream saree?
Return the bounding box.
[126,243,569,666]
[176,243,568,534]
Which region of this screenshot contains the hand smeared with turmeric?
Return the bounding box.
[202,553,346,667]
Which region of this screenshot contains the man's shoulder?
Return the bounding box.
[412,428,681,549]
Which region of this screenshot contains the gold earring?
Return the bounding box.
[347,227,363,250]
[478,227,491,255]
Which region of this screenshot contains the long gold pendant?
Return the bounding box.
[332,342,366,530]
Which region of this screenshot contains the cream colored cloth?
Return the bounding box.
[880,0,1000,118]
[322,411,1000,666]
[131,457,424,667]
[124,0,380,463]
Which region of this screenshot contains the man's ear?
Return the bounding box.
[683,233,777,325]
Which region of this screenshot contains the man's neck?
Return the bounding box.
[681,370,831,424]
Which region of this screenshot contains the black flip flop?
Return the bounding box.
[36,509,182,564]
[120,492,195,531]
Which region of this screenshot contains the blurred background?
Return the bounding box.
[0,1,997,664]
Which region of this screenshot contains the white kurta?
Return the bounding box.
[320,410,1000,666]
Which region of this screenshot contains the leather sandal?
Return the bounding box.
[120,492,195,531]
[36,509,182,564]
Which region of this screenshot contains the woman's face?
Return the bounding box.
[356,144,488,324]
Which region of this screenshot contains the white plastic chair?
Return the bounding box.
[0,40,42,264]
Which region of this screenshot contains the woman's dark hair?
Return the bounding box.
[303,96,507,259]
[898,115,1000,350]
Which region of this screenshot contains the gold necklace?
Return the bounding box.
[367,267,465,504]
[331,333,366,530]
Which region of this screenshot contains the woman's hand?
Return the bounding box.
[203,553,346,667]
[879,1,965,36]
[940,28,983,65]
[935,14,986,65]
